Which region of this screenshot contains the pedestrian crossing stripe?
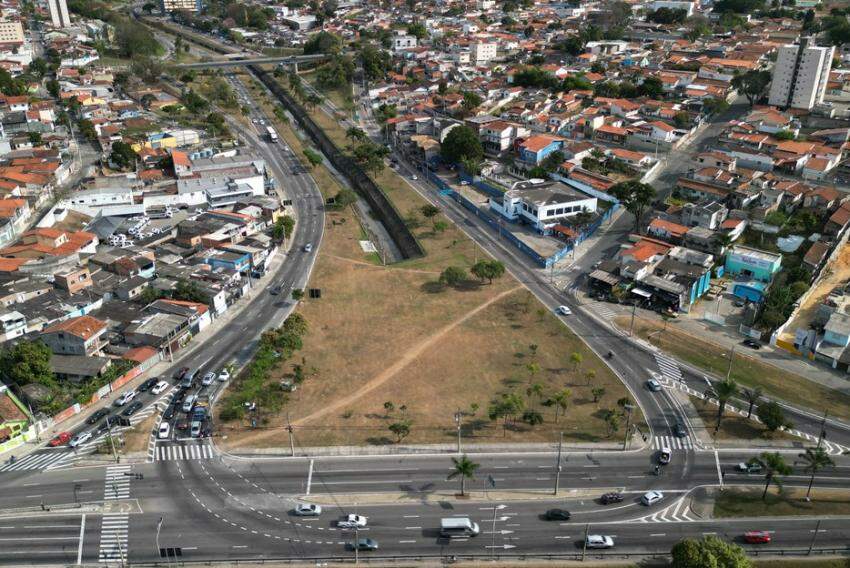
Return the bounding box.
[654,353,683,382]
[98,513,129,562]
[155,443,215,461]
[651,435,694,451]
[0,450,78,472]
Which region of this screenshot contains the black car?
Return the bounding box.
[544,508,571,521]
[673,422,688,438]
[86,408,110,425]
[270,285,282,296]
[122,401,144,417]
[742,339,761,350]
[138,378,159,392]
[163,404,176,420]
[173,367,190,382]
[600,492,624,505]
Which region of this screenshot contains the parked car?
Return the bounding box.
[673,422,688,438]
[138,378,159,392]
[158,422,170,440]
[600,492,624,505]
[218,369,231,382]
[49,432,72,447]
[294,503,322,516]
[557,305,572,316]
[585,535,614,549]
[174,367,190,382]
[69,431,93,448]
[87,408,110,424]
[151,381,169,395]
[122,401,144,417]
[736,461,763,474]
[646,379,662,392]
[190,421,202,438]
[658,447,672,465]
[544,508,571,521]
[349,538,378,551]
[182,395,198,413]
[163,404,176,420]
[641,491,664,506]
[743,531,771,544]
[201,372,216,386]
[338,514,368,529]
[114,390,136,407]
[742,339,761,350]
[176,420,189,431]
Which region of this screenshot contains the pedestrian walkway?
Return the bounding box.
[651,435,694,451]
[655,352,684,382]
[99,465,132,563]
[153,441,215,462]
[0,449,77,472]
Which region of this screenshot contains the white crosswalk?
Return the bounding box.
[155,442,215,461]
[589,302,618,321]
[0,449,76,472]
[652,435,695,451]
[654,352,683,382]
[99,465,132,563]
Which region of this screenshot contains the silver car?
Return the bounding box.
[294,503,322,516]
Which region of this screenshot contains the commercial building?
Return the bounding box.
[47,0,71,28]
[160,0,203,13]
[471,41,498,63]
[724,245,782,283]
[0,20,24,46]
[768,37,835,110]
[490,179,597,232]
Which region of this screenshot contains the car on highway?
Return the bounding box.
[201,372,216,386]
[218,369,231,382]
[742,339,761,350]
[87,408,110,424]
[122,401,144,417]
[151,380,169,395]
[138,377,159,392]
[411,175,418,181]
[600,492,624,505]
[641,491,664,506]
[673,422,688,438]
[736,461,763,474]
[658,447,672,465]
[293,503,322,516]
[556,305,572,316]
[69,431,93,448]
[646,378,662,392]
[585,535,614,549]
[114,390,136,406]
[163,404,177,420]
[303,243,313,253]
[544,508,571,521]
[349,538,378,551]
[270,284,282,296]
[743,531,771,544]
[338,514,367,529]
[49,432,72,447]
[158,422,170,440]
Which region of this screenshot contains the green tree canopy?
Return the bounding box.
[0,340,56,390]
[303,31,342,55]
[609,180,656,233]
[731,70,772,107]
[440,125,483,166]
[109,141,137,171]
[671,535,751,568]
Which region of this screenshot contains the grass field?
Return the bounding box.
[620,316,850,421]
[688,396,794,442]
[715,487,850,518]
[217,76,641,448]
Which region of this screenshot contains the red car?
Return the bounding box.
[744,531,772,544]
[49,432,72,447]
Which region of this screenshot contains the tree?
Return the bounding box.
[756,401,791,432]
[741,386,762,419]
[359,45,391,81]
[433,220,449,233]
[731,70,772,107]
[705,378,738,434]
[488,392,525,436]
[303,148,323,168]
[460,91,482,116]
[638,76,664,99]
[350,140,389,176]
[420,204,439,219]
[109,141,137,171]
[647,7,688,24]
[522,409,544,425]
[407,22,427,40]
[346,126,367,143]
[673,111,691,129]
[712,0,764,12]
[28,132,42,146]
[602,408,620,437]
[0,340,56,390]
[470,260,506,284]
[671,535,752,568]
[753,451,792,500]
[570,351,583,373]
[388,419,412,443]
[609,181,656,234]
[440,125,483,165]
[703,97,730,116]
[303,31,342,55]
[447,455,479,495]
[332,188,357,209]
[439,266,467,287]
[77,119,97,141]
[551,389,571,422]
[591,387,606,404]
[798,446,835,500]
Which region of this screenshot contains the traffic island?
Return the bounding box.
[299,487,626,506]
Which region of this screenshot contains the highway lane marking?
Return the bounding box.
[77,514,85,566]
[405,526,421,530]
[232,545,247,549]
[399,540,416,543]
[403,515,420,518]
[25,494,42,498]
[554,536,571,539]
[24,525,80,529]
[715,450,723,488]
[0,537,79,541]
[650,533,666,537]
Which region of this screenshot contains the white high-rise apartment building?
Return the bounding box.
[768,37,835,110]
[472,41,498,64]
[47,0,71,28]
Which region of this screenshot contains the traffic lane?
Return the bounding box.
[0,514,96,565]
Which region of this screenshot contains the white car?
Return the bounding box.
[557,305,572,316]
[338,514,367,529]
[585,535,614,549]
[114,390,136,406]
[69,431,93,448]
[151,380,169,395]
[201,372,216,386]
[658,447,672,465]
[303,243,313,253]
[294,503,322,516]
[646,379,662,392]
[218,369,231,382]
[158,422,171,440]
[641,491,664,506]
[411,175,418,180]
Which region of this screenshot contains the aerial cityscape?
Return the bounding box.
[0,0,849,565]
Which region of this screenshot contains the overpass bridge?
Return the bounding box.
[174,53,329,69]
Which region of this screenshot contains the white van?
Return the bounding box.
[440,517,480,538]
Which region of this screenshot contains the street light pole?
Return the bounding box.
[623,404,634,450]
[454,409,462,454]
[816,410,828,450]
[725,344,735,381]
[490,504,506,560]
[553,431,563,496]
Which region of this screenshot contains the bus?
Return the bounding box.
[266,125,278,143]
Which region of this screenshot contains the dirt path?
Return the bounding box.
[232,285,522,446]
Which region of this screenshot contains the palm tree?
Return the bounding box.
[753,451,792,501]
[741,386,762,419]
[346,126,366,142]
[552,389,571,423]
[705,378,738,434]
[447,455,480,496]
[526,382,544,410]
[798,446,835,500]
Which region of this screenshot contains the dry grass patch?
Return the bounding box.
[688,396,795,442]
[715,487,850,518]
[122,414,157,453]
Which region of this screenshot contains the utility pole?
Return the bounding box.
[454,409,462,454]
[353,502,359,565]
[725,344,735,381]
[816,410,829,450]
[808,519,821,555]
[629,303,637,337]
[107,421,119,463]
[286,412,295,457]
[553,431,563,496]
[623,404,634,450]
[581,523,590,561]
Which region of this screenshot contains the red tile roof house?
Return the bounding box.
[40,315,108,357]
[647,218,690,243]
